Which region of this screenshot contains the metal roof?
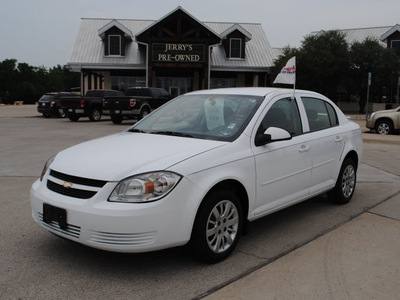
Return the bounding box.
[68,18,276,71]
[312,26,393,46]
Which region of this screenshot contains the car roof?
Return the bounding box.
[185,87,325,98]
[45,92,75,95]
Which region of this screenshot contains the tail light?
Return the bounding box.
[130,99,136,107]
[80,100,84,108]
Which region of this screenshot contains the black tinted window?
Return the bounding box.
[86,91,102,97]
[302,97,338,132]
[126,89,150,97]
[259,98,302,136]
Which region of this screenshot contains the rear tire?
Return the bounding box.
[328,158,356,204]
[191,189,242,263]
[139,108,150,120]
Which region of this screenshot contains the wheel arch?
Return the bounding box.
[343,150,359,170]
[191,179,249,237]
[92,105,103,112]
[139,103,151,113]
[375,117,394,128]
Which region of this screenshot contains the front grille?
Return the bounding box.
[47,169,108,199]
[50,170,107,187]
[47,180,97,199]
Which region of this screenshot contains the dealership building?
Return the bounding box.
[68,7,277,97]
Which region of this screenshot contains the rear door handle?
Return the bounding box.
[335,136,343,142]
[299,145,311,153]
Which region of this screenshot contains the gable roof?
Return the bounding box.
[220,24,252,42]
[136,6,221,43]
[381,24,400,42]
[98,19,133,41]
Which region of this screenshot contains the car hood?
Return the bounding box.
[50,132,226,181]
[375,106,400,114]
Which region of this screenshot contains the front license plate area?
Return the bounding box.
[43,204,67,230]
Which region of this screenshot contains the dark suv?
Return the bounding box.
[37,92,80,118]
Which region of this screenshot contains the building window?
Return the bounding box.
[109,35,121,56]
[210,78,237,89]
[391,40,400,55]
[230,38,242,58]
[111,76,146,91]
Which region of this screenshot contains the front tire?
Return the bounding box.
[111,115,123,124]
[328,158,356,204]
[191,189,242,263]
[68,114,80,122]
[89,108,101,121]
[58,110,66,118]
[376,119,393,135]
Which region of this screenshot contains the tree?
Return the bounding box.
[349,38,400,113]
[0,59,18,104]
[272,31,400,113]
[272,31,350,101]
[0,59,80,104]
[299,30,349,100]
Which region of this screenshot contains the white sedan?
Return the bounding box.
[30,88,363,262]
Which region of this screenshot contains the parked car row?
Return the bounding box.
[37,88,172,124]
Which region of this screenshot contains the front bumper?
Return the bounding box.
[30,176,203,253]
[366,118,376,130]
[66,108,85,115]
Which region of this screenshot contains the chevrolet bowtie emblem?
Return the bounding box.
[63,182,72,188]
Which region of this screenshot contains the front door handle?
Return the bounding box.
[299,145,311,153]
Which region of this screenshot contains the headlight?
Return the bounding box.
[108,172,182,203]
[40,155,56,181]
[368,112,376,120]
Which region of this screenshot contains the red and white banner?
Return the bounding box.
[273,56,296,85]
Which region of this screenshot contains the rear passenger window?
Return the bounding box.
[302,97,338,132]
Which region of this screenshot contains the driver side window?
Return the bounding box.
[258,98,302,136]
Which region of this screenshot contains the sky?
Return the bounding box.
[0,0,399,68]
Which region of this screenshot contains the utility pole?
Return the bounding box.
[397,76,400,106]
[366,72,371,119]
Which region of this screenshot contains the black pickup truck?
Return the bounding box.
[103,87,172,124]
[60,89,124,122]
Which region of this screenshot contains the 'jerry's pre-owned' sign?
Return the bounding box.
[152,43,205,63]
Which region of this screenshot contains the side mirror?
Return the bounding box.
[255,127,292,146]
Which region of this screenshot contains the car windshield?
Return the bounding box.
[131,94,264,141]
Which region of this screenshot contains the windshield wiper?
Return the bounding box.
[151,131,194,138]
[128,128,146,133]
